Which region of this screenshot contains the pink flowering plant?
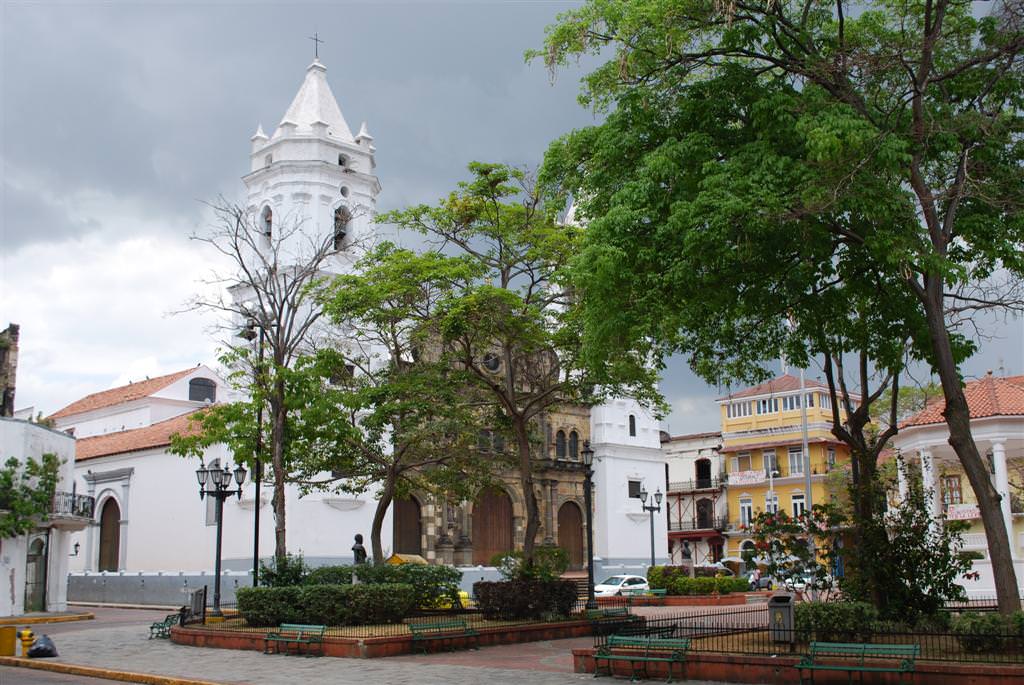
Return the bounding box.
[747,503,844,597]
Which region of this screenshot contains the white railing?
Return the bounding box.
[962,533,988,549]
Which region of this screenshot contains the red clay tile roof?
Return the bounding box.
[75,410,203,461]
[50,368,196,420]
[718,374,831,401]
[902,374,1024,428]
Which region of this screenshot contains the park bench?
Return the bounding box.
[587,606,645,636]
[594,634,691,682]
[621,588,667,598]
[796,642,920,685]
[263,623,327,656]
[407,617,479,653]
[148,612,180,639]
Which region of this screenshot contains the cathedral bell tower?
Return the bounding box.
[243,58,381,269]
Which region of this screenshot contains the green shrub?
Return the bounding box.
[305,565,354,586]
[259,553,308,587]
[346,583,418,625]
[355,564,462,607]
[491,547,569,582]
[236,586,303,626]
[236,583,416,627]
[473,580,577,620]
[647,566,749,595]
[795,601,878,642]
[951,612,1017,653]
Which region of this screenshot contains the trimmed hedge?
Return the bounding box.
[795,601,878,642]
[951,611,1024,653]
[236,583,417,627]
[305,565,355,586]
[647,566,750,595]
[473,579,577,620]
[354,563,462,608]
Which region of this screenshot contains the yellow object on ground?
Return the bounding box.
[385,553,428,565]
[17,628,35,656]
[0,626,15,656]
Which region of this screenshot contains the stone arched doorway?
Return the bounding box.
[24,533,48,612]
[557,501,584,570]
[98,498,121,572]
[472,487,513,565]
[392,497,422,556]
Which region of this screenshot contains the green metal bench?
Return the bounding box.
[148,612,179,639]
[796,642,920,684]
[594,635,691,682]
[407,617,479,653]
[587,606,644,636]
[263,623,326,656]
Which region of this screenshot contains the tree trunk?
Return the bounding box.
[922,282,1019,614]
[270,378,288,560]
[513,417,541,564]
[370,473,396,565]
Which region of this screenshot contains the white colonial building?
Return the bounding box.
[662,431,726,567]
[0,417,88,616]
[893,372,1024,597]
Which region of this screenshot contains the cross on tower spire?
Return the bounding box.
[309,32,324,59]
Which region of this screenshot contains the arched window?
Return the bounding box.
[568,430,579,460]
[333,206,351,250]
[188,378,216,403]
[338,154,347,167]
[555,430,567,459]
[628,414,637,437]
[261,205,273,237]
[264,154,273,168]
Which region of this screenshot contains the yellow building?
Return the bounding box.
[717,374,853,560]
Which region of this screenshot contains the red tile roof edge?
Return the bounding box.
[50,368,198,420]
[75,410,204,462]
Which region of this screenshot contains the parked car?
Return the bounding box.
[742,570,773,590]
[594,575,649,597]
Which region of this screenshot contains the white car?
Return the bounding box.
[594,575,649,597]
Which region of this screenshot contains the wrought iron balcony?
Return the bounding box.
[668,517,729,532]
[50,491,95,520]
[667,477,724,493]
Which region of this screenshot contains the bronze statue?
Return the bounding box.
[352,533,367,565]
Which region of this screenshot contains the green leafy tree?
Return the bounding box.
[0,453,60,538]
[536,0,1024,613]
[316,244,495,564]
[748,504,844,598]
[379,163,636,563]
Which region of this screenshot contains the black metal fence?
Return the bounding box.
[51,491,95,519]
[595,604,1024,664]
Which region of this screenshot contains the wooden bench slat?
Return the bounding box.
[263,623,326,657]
[798,641,919,683]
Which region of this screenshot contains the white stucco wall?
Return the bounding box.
[0,418,77,616]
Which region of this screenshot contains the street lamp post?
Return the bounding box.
[196,461,246,617]
[237,320,265,586]
[639,486,663,571]
[581,441,597,610]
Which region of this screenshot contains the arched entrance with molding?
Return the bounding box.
[472,487,513,565]
[392,497,422,556]
[98,498,120,572]
[557,501,584,570]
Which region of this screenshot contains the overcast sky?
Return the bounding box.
[1,1,1021,434]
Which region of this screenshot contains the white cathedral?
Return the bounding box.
[58,58,667,604]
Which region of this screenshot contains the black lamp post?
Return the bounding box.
[237,319,265,586]
[581,440,598,610]
[196,461,246,617]
[639,486,663,571]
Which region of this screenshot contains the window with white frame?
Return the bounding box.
[820,393,832,410]
[757,398,778,415]
[781,394,801,411]
[740,497,753,526]
[763,449,778,476]
[806,393,814,407]
[791,493,806,518]
[827,448,836,469]
[765,493,779,514]
[727,401,752,418]
[788,446,804,475]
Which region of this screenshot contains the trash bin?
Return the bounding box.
[0,626,15,656]
[768,592,795,643]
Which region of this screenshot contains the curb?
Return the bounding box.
[0,612,95,626]
[0,656,226,685]
[69,602,182,611]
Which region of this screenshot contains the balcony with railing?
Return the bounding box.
[668,516,729,533]
[49,491,95,530]
[667,477,725,493]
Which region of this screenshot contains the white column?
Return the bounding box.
[897,456,909,503]
[920,449,941,532]
[992,441,1015,558]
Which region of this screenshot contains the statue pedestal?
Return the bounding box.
[454,536,473,566]
[436,539,455,566]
